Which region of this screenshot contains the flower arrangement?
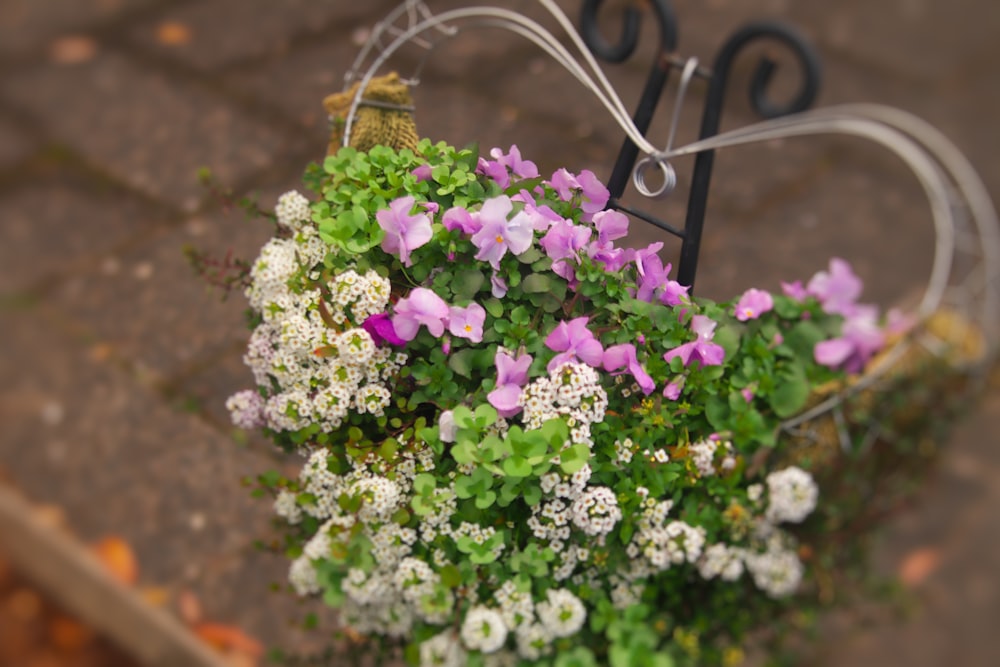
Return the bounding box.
[225,139,947,667]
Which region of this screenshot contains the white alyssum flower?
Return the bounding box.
[275,190,312,230]
[765,466,819,523]
[570,486,622,537]
[744,545,805,598]
[536,588,586,638]
[460,606,509,654]
[225,389,265,429]
[697,543,745,581]
[420,631,466,667]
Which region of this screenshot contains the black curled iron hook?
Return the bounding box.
[675,21,822,289]
[579,0,678,63]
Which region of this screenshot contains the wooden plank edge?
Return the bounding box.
[0,484,227,667]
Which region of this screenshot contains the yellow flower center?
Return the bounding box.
[495,234,504,244]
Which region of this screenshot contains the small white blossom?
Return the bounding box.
[461,606,509,654]
[765,466,819,523]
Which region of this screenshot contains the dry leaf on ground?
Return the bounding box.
[899,547,942,587]
[156,21,192,46]
[49,36,98,64]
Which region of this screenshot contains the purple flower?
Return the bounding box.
[634,243,669,302]
[442,206,481,234]
[448,303,486,343]
[540,219,591,281]
[544,317,605,372]
[592,210,629,245]
[808,258,863,316]
[603,343,655,395]
[491,145,539,179]
[662,379,683,400]
[470,196,534,269]
[491,271,508,298]
[741,387,755,403]
[663,315,726,368]
[781,280,808,301]
[735,288,774,321]
[362,313,406,347]
[659,279,690,308]
[392,288,450,341]
[547,169,610,220]
[487,350,533,417]
[576,169,610,218]
[412,164,432,182]
[377,195,433,267]
[477,158,511,188]
[814,307,885,373]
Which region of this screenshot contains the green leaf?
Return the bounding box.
[705,395,731,431]
[522,273,554,293]
[484,298,504,318]
[448,349,476,378]
[769,363,810,417]
[502,456,532,478]
[453,269,486,300]
[413,473,436,495]
[474,490,497,509]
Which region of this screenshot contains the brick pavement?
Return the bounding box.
[0,0,997,664]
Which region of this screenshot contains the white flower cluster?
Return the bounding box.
[765,466,819,524]
[275,190,312,230]
[520,362,608,447]
[689,437,736,477]
[570,486,622,538]
[228,195,405,434]
[743,534,805,599]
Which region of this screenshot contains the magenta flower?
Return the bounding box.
[735,288,774,321]
[781,280,808,301]
[362,313,406,347]
[544,317,605,372]
[540,219,591,281]
[808,258,863,315]
[592,209,629,245]
[662,379,683,400]
[547,169,609,219]
[490,271,508,298]
[491,145,539,179]
[603,343,655,395]
[391,288,450,341]
[487,350,533,417]
[448,303,486,343]
[814,307,885,373]
[663,315,726,368]
[412,164,432,182]
[377,195,433,267]
[442,206,481,234]
[470,196,534,269]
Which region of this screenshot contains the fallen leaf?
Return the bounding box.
[88,343,115,362]
[90,536,139,586]
[177,589,202,625]
[49,35,98,64]
[193,622,264,658]
[48,614,95,651]
[156,21,192,46]
[899,547,942,588]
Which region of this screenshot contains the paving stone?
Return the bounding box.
[0,117,35,169]
[0,0,157,56]
[0,52,289,208]
[129,0,390,71]
[0,181,163,296]
[50,207,274,382]
[0,308,329,651]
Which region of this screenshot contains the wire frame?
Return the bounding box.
[340,2,1000,457]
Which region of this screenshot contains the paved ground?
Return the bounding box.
[0,0,998,664]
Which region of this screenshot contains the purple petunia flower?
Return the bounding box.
[362,313,406,347]
[487,350,533,417]
[814,306,885,373]
[735,288,774,321]
[592,209,629,245]
[808,258,863,316]
[448,303,486,343]
[470,196,534,269]
[544,317,605,372]
[663,315,726,368]
[412,164,432,182]
[603,343,655,395]
[662,379,683,400]
[491,145,539,179]
[377,195,433,267]
[392,288,450,341]
[547,169,610,221]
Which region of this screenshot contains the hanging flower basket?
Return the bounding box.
[219,4,999,666]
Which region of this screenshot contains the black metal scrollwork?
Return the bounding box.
[579,2,822,291]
